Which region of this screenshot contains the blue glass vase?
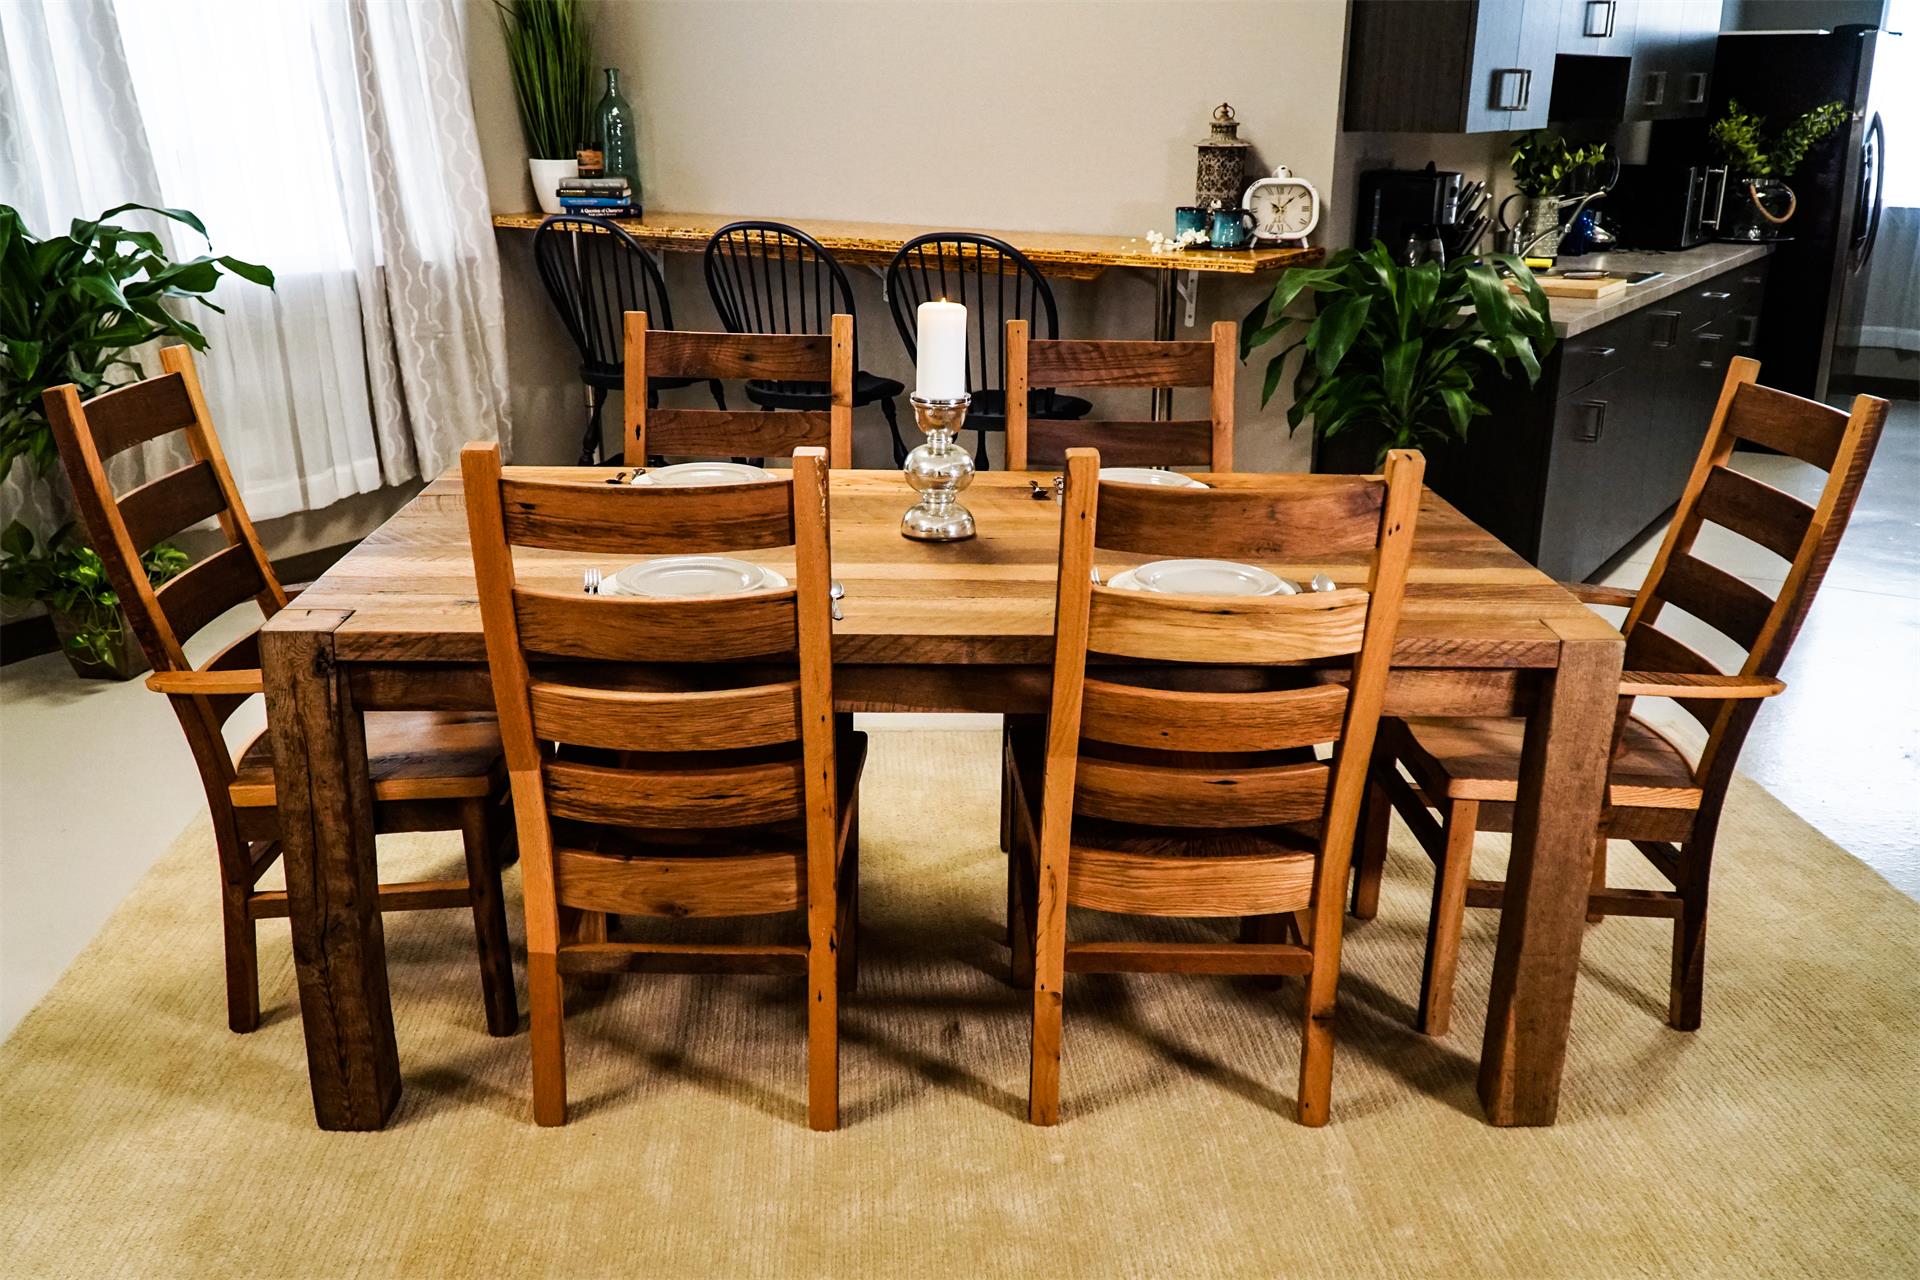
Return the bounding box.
[594,68,641,210]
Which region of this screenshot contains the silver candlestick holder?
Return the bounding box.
[901,393,976,541]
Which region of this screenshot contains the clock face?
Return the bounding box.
[1248,181,1318,241]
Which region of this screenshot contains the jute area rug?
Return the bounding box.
[1,729,1914,1278]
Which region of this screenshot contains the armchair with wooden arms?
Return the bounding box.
[1350,357,1890,1036]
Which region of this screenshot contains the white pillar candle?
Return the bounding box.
[914,299,969,400]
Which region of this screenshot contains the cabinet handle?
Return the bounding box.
[1652,310,1682,347]
[1492,68,1532,111]
[1697,333,1726,368]
[1738,315,1760,347]
[1585,0,1617,38]
[1583,346,1618,359]
[1642,71,1668,106]
[1701,290,1732,300]
[1684,72,1709,105]
[1575,400,1607,443]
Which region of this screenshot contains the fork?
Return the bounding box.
[583,567,602,595]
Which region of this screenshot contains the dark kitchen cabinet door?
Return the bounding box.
[1537,368,1649,579]
[1347,0,1559,133]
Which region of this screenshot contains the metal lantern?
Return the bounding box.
[1194,102,1251,211]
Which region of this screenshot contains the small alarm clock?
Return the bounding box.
[1243,166,1320,245]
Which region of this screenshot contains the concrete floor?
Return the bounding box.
[3,399,1913,1039]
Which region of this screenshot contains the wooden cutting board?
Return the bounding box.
[1519,274,1631,300]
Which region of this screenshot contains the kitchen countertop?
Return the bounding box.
[1541,243,1774,337]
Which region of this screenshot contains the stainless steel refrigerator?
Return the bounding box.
[1708,25,1890,400]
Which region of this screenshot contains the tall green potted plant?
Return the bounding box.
[1239,241,1556,471]
[495,0,595,214]
[1708,99,1848,241]
[0,201,271,676]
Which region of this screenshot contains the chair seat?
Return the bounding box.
[229,712,504,809]
[1384,714,1703,810]
[745,371,903,409]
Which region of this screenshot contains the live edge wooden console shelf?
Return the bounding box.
[261,469,1622,1133]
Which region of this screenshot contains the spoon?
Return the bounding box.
[829,580,845,621]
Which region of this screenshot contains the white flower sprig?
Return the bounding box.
[1145,227,1211,254]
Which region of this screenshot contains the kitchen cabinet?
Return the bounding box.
[1560,0,1637,55]
[1627,0,1721,120]
[1313,257,1771,582]
[1345,0,1559,133]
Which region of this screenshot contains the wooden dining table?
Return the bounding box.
[261,468,1623,1132]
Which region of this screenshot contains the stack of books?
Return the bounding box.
[557,176,639,218]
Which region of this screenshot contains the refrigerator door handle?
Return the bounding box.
[1856,113,1885,272]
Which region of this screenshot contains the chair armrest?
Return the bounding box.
[1618,671,1785,700]
[1559,581,1638,608]
[145,668,266,697]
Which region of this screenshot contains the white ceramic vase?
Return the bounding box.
[528,158,579,215]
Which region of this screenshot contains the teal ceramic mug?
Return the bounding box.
[1174,205,1209,240]
[1208,207,1256,250]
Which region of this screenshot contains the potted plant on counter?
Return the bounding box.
[1239,241,1556,471]
[1708,99,1849,241]
[496,0,595,215]
[1503,131,1610,256]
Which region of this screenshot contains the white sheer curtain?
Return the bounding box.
[0,0,506,523]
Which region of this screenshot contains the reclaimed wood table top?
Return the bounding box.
[490,211,1322,282]
[279,469,1618,668]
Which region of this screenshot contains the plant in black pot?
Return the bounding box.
[1708,99,1848,242]
[0,521,187,678]
[0,201,271,676]
[1239,241,1556,475]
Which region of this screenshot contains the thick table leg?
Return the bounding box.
[262,609,400,1131]
[1477,627,1623,1125]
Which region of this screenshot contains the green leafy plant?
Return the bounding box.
[1509,131,1610,197]
[0,202,272,486]
[1239,241,1557,459]
[1708,99,1849,177]
[0,520,187,669]
[495,0,595,160]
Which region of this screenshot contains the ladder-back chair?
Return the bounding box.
[45,347,516,1036]
[1352,357,1890,1036]
[1003,319,1237,472]
[702,221,905,464]
[624,311,853,469]
[463,444,864,1130]
[1008,446,1424,1126]
[531,215,725,464]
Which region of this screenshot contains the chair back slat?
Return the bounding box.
[545,756,805,828]
[1655,552,1774,650]
[1007,320,1237,471]
[1088,587,1370,664]
[528,679,801,753]
[625,312,852,466]
[1093,476,1385,560]
[1623,624,1724,731]
[1080,680,1350,754]
[1027,418,1213,469]
[155,542,269,644]
[1694,467,1812,563]
[1076,756,1332,828]
[77,374,199,461]
[1027,340,1217,388]
[1724,381,1849,467]
[514,589,799,663]
[554,848,802,918]
[498,474,796,554]
[645,409,833,459]
[117,460,227,554]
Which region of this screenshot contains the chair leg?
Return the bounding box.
[879,396,907,466]
[528,950,567,1126]
[1028,858,1066,1125]
[1669,842,1711,1031]
[1416,799,1480,1038]
[561,907,611,992]
[460,799,519,1037]
[1350,770,1392,920]
[221,879,261,1034]
[706,379,726,410]
[1008,815,1037,988]
[576,385,609,465]
[1586,834,1609,924]
[807,904,840,1132]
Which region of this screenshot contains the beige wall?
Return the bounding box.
[468,0,1356,472]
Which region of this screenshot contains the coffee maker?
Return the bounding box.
[1355,165,1463,259]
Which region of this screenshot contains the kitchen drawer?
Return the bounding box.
[1538,368,1653,579]
[1558,332,1629,398]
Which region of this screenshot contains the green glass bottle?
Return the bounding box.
[594,68,641,212]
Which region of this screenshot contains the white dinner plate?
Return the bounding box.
[1124,558,1288,596]
[630,462,774,487]
[1099,467,1209,489]
[603,557,786,598]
